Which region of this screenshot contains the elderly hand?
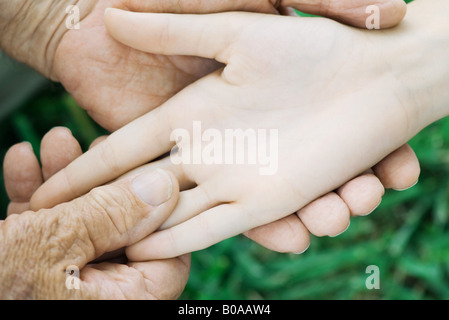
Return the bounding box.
[1,128,188,299]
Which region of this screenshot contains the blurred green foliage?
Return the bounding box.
[0,83,107,217]
[1,0,447,300]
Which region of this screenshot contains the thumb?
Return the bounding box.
[58,168,179,268]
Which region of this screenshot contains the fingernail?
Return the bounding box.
[293,242,310,255]
[360,199,382,216]
[132,169,172,206]
[50,126,72,135]
[21,141,33,150]
[18,141,34,154]
[393,179,419,192]
[329,221,351,238]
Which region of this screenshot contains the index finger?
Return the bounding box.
[29,106,174,210]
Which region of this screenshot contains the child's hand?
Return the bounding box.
[30,6,429,259]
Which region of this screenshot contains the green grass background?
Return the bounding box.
[2,0,448,300]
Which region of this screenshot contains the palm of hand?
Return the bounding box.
[162,17,395,204]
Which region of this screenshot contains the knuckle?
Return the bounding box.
[97,138,121,174]
[40,208,90,264]
[85,185,143,237]
[60,166,82,199]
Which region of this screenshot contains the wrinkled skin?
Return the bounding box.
[1,129,189,299]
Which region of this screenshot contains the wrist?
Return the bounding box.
[0,0,93,80]
[378,0,449,135]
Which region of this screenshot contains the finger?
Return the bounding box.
[4,142,43,215]
[244,214,310,254]
[246,173,384,248]
[56,168,179,267]
[297,192,351,237]
[127,203,265,261]
[7,203,33,216]
[104,9,248,63]
[337,172,385,216]
[40,127,83,181]
[282,0,407,28]
[160,183,225,230]
[82,254,190,299]
[373,144,420,191]
[124,0,281,14]
[156,172,249,230]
